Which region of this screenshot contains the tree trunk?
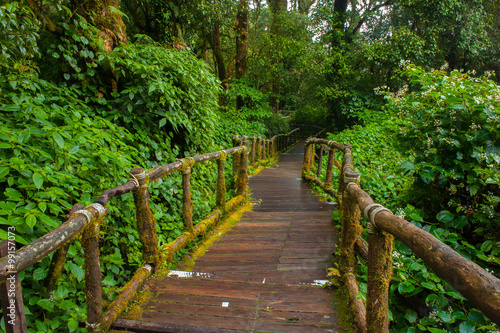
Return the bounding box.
[235,0,249,110]
[209,22,228,106]
[74,0,127,53]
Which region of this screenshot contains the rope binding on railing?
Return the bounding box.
[363,203,392,234]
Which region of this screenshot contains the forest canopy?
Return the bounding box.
[0,0,499,332]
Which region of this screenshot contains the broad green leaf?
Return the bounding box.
[69,146,80,154]
[69,262,84,281]
[0,142,11,149]
[33,172,44,189]
[68,319,79,332]
[0,167,9,178]
[37,299,54,312]
[459,322,476,333]
[33,268,47,280]
[159,117,167,128]
[26,214,37,228]
[452,215,468,229]
[52,132,65,149]
[480,240,494,252]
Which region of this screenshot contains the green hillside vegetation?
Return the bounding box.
[0,0,499,332]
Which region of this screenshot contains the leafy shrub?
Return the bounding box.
[384,64,500,242]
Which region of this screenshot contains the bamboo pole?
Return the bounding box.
[130,168,160,265]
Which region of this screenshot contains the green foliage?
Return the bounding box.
[384,64,500,241]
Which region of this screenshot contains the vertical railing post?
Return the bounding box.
[316,144,324,178]
[182,164,194,233]
[250,137,256,164]
[82,204,107,332]
[130,168,160,265]
[339,148,365,332]
[309,144,315,174]
[366,228,393,332]
[237,141,250,196]
[256,136,262,162]
[262,140,267,160]
[325,148,336,186]
[0,240,27,333]
[232,135,242,190]
[302,140,313,178]
[216,153,226,212]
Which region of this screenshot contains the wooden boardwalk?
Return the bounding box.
[112,142,346,332]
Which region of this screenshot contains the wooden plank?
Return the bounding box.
[115,141,345,332]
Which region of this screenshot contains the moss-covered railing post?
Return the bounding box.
[325,148,335,186]
[365,207,393,333]
[181,160,195,233]
[232,135,242,189]
[316,144,324,178]
[256,136,262,162]
[216,153,226,213]
[237,141,250,196]
[250,137,256,164]
[302,140,313,178]
[81,204,107,333]
[130,168,160,265]
[339,148,366,332]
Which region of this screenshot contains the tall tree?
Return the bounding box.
[235,0,249,110]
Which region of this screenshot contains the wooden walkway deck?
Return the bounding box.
[112,141,346,332]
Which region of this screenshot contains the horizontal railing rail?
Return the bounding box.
[0,129,300,332]
[302,137,500,332]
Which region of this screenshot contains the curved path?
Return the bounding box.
[112,141,346,332]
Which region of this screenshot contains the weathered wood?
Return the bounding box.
[366,231,393,333]
[256,136,262,161]
[0,214,87,282]
[94,181,136,206]
[316,144,324,178]
[347,183,500,326]
[339,189,362,276]
[216,156,226,211]
[100,265,152,331]
[345,273,367,333]
[250,137,256,164]
[44,203,83,291]
[182,167,194,233]
[232,136,242,190]
[82,215,103,332]
[301,142,313,178]
[131,168,160,265]
[325,148,336,186]
[0,240,27,333]
[148,147,244,182]
[355,236,369,261]
[237,142,249,196]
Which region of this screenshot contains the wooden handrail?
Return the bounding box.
[302,137,500,332]
[0,129,300,332]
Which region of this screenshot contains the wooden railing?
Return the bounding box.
[0,129,299,333]
[302,138,500,332]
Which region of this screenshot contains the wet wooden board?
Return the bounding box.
[113,141,346,332]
